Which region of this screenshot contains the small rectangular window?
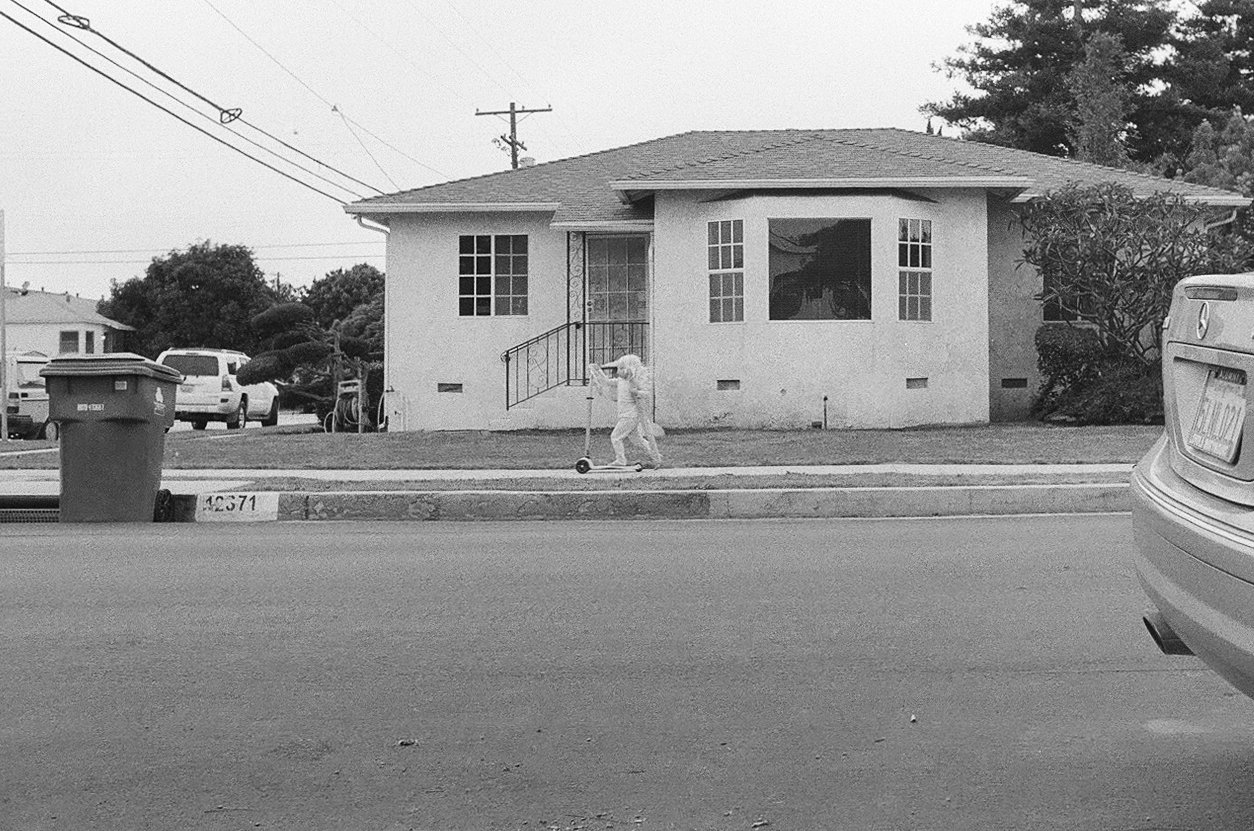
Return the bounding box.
[898,219,933,322]
[84,331,96,354]
[58,330,78,354]
[708,220,744,323]
[437,383,464,393]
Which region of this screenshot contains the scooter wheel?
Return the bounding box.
[633,463,644,472]
[574,457,592,474]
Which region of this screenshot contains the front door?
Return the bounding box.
[586,234,649,367]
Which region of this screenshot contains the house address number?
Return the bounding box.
[195,491,280,522]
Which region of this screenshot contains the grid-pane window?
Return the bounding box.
[458,234,528,316]
[58,330,78,354]
[708,219,744,323]
[898,218,933,321]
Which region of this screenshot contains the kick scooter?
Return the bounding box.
[574,364,642,474]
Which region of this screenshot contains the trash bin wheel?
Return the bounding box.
[40,420,59,442]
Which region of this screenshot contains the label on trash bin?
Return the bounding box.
[195,491,280,522]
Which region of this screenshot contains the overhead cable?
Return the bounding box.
[201,0,448,180]
[0,5,357,204]
[29,0,385,197]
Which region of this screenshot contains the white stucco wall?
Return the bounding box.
[986,198,1041,421]
[5,323,111,357]
[382,211,572,431]
[650,190,991,429]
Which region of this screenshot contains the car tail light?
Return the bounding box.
[221,375,232,391]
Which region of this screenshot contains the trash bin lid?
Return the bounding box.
[39,352,184,382]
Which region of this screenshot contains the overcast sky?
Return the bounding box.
[0,0,998,301]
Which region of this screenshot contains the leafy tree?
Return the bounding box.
[238,301,376,429]
[926,1,1182,162]
[1066,32,1131,166]
[301,264,384,330]
[1179,108,1254,265]
[99,241,277,357]
[1167,1,1254,125]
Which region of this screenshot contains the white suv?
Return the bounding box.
[156,348,280,430]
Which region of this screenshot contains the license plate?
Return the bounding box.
[1188,366,1247,463]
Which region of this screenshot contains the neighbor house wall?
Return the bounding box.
[5,322,111,357]
[650,189,991,429]
[986,198,1040,421]
[382,211,571,431]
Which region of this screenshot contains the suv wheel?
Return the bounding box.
[227,399,246,430]
[192,420,208,431]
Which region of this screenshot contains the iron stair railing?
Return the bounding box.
[501,320,649,410]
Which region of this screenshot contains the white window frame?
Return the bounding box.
[707,219,744,323]
[898,218,933,322]
[458,234,528,317]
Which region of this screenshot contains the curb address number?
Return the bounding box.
[196,492,280,522]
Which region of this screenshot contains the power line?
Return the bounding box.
[202,0,448,181]
[0,4,357,205]
[27,0,385,197]
[9,253,384,266]
[11,241,384,256]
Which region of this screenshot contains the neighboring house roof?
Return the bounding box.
[346,128,1250,226]
[2,287,134,330]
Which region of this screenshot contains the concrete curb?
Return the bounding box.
[171,482,1131,522]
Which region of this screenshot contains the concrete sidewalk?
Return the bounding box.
[0,463,1135,522]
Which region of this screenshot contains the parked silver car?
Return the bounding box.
[1133,272,1254,698]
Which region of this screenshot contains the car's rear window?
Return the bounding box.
[161,355,219,376]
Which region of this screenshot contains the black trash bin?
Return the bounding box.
[40,353,183,522]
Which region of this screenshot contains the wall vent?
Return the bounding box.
[716,379,741,391]
[437,383,464,393]
[1000,377,1029,389]
[905,377,928,390]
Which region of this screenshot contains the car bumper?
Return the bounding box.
[175,396,238,418]
[1133,434,1254,697]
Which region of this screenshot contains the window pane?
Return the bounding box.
[459,236,474,254]
[495,255,510,275]
[920,273,931,294]
[708,222,719,246]
[459,276,474,294]
[709,274,719,296]
[732,220,743,244]
[899,296,908,320]
[733,246,743,268]
[514,275,527,293]
[475,297,491,315]
[921,221,932,244]
[898,243,908,268]
[898,218,909,242]
[920,297,931,320]
[514,297,528,315]
[476,236,490,254]
[476,276,490,294]
[627,236,647,262]
[459,297,475,316]
[733,297,743,321]
[721,247,732,269]
[768,218,871,320]
[921,248,931,269]
[709,248,720,270]
[710,299,720,322]
[899,272,908,293]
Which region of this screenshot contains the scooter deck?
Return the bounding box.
[574,457,643,474]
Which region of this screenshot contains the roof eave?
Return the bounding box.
[346,202,561,215]
[610,177,1034,203]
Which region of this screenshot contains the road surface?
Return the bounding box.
[2,516,1252,830]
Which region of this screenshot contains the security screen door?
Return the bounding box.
[586,234,648,367]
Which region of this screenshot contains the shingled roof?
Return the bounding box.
[346,128,1249,225]
[2,287,133,330]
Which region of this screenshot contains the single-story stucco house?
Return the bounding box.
[344,128,1248,432]
[2,286,133,356]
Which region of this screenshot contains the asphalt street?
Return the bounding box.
[3,516,1253,830]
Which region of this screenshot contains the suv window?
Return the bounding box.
[161,354,219,376]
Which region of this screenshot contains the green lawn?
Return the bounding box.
[0,422,1163,471]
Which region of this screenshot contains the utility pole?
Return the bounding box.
[475,102,552,169]
[0,210,8,443]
